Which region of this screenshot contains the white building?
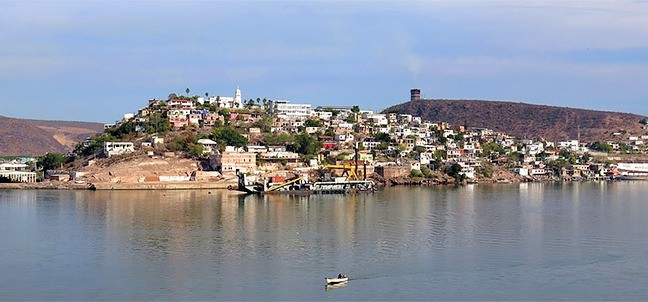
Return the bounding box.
[103,142,135,157]
[272,100,312,120]
[200,86,243,109]
[197,139,219,155]
[167,99,194,108]
[0,163,36,183]
[558,140,579,151]
[314,111,333,120]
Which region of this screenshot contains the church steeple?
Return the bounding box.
[234,86,242,108]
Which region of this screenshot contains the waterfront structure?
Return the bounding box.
[615,163,648,180]
[0,163,36,183]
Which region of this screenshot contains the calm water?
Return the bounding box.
[1,182,648,300]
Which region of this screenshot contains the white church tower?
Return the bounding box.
[234,86,242,108]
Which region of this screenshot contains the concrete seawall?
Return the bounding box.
[0,180,238,191]
[91,181,235,190]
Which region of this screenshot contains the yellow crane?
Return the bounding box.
[264,176,306,192]
[324,164,360,181]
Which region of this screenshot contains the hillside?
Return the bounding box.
[0,115,104,156]
[383,100,648,142]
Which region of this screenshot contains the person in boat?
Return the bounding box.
[338,274,342,278]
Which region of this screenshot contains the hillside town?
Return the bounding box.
[3,88,648,188]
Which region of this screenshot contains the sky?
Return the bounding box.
[1,0,648,123]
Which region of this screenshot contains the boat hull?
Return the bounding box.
[325,277,348,284]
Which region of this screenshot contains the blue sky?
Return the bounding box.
[1,1,648,123]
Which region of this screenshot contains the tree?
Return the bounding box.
[293,133,322,156]
[168,93,178,100]
[106,121,137,139]
[38,152,67,171]
[304,119,321,127]
[251,116,273,132]
[421,167,434,178]
[264,133,293,146]
[375,142,389,150]
[262,98,270,112]
[444,163,466,183]
[211,127,248,148]
[218,108,231,124]
[410,169,423,178]
[481,142,505,159]
[374,132,391,143]
[75,133,118,157]
[413,145,426,153]
[189,144,205,158]
[590,141,612,153]
[245,99,255,109]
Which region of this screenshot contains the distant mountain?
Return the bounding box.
[0,115,104,156]
[382,100,648,142]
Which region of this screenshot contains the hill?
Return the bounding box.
[0,115,104,156]
[383,100,648,142]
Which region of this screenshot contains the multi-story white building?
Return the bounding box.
[271,100,312,120]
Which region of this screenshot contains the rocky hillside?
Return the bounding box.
[383,100,648,142]
[0,115,104,156]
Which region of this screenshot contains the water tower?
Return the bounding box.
[410,88,421,101]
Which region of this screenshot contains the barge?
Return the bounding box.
[235,171,376,195]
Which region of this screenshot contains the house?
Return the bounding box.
[305,126,320,134]
[213,150,257,174]
[558,140,579,151]
[322,141,337,150]
[268,146,287,152]
[103,142,135,157]
[361,141,381,150]
[202,113,221,127]
[258,151,300,163]
[314,111,333,120]
[246,145,268,153]
[167,99,195,108]
[151,136,165,147]
[197,139,219,155]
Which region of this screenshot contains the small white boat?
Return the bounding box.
[325,274,348,284]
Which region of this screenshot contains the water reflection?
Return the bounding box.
[2,182,648,300]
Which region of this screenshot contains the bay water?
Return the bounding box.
[1,182,648,300]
